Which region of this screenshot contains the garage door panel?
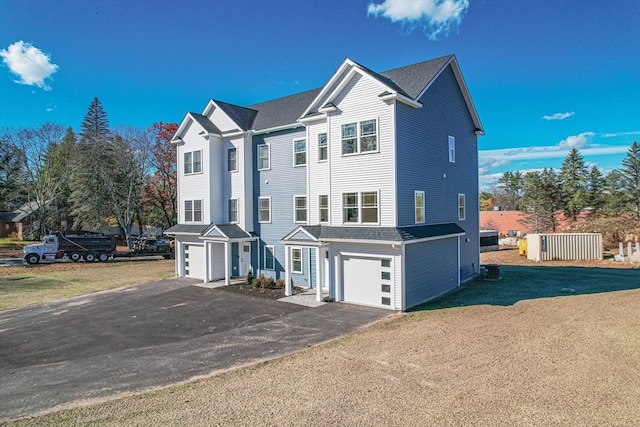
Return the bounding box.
[184,244,204,280]
[342,255,393,308]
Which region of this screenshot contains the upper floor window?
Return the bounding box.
[318,133,327,161]
[319,195,329,223]
[458,193,466,220]
[184,150,202,175]
[415,191,425,224]
[228,148,237,172]
[257,145,270,170]
[448,136,455,163]
[228,199,238,223]
[258,197,271,223]
[185,199,202,222]
[341,119,378,155]
[294,196,307,223]
[293,139,306,166]
[342,191,378,224]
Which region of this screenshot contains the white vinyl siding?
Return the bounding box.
[415,191,425,224]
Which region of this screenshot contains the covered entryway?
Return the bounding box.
[342,255,393,308]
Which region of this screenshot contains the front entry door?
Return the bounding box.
[239,243,251,277]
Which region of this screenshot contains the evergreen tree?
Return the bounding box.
[621,141,640,219]
[586,165,605,215]
[521,168,559,233]
[69,98,112,229]
[494,171,523,210]
[559,148,588,220]
[602,170,626,217]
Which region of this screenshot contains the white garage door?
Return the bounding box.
[342,255,393,308]
[184,244,204,280]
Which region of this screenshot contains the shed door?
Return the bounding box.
[342,255,393,308]
[184,244,204,280]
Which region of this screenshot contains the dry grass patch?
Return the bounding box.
[8,264,640,426]
[0,259,175,311]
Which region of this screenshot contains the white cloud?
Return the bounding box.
[558,131,594,149]
[367,0,469,40]
[542,111,574,121]
[602,131,640,138]
[0,41,58,90]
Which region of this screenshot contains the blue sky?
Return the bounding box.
[1,0,639,190]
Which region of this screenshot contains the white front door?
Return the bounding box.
[239,243,251,277]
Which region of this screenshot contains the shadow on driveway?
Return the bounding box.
[0,278,389,421]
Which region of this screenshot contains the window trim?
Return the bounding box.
[293,138,307,167]
[319,194,329,223]
[341,118,378,156]
[291,247,303,274]
[257,144,270,171]
[293,195,307,223]
[318,133,328,162]
[184,150,202,175]
[228,198,238,223]
[415,190,425,224]
[341,190,379,225]
[258,196,271,223]
[184,199,203,223]
[228,147,238,172]
[448,135,455,163]
[264,245,275,271]
[458,193,466,221]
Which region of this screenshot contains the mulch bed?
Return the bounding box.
[217,283,302,300]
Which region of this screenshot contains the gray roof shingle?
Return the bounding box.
[212,100,258,131]
[248,88,322,131]
[287,223,465,243]
[190,113,221,134]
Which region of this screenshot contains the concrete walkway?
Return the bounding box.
[0,278,389,421]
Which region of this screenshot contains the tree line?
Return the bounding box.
[0,97,178,247]
[481,142,640,233]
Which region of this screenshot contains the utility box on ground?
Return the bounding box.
[526,233,602,262]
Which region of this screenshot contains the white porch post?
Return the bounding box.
[175,241,183,277]
[285,246,292,296]
[203,241,210,283]
[224,241,231,286]
[315,246,322,302]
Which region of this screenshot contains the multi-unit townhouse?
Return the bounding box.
[165,54,483,311]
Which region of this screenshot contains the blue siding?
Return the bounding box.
[252,128,308,284]
[405,238,458,309]
[396,65,479,281]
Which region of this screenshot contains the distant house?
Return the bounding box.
[166,54,483,311]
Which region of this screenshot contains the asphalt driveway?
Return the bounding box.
[0,278,389,421]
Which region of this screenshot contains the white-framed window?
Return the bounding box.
[257,144,270,170]
[415,191,425,224]
[341,119,378,155]
[184,199,202,222]
[228,148,237,172]
[448,135,455,163]
[319,195,329,223]
[342,191,378,224]
[294,196,307,223]
[318,133,327,161]
[228,198,238,223]
[264,245,275,270]
[291,248,303,273]
[258,197,271,223]
[293,138,306,166]
[184,150,202,175]
[458,193,466,220]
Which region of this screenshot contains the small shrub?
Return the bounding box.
[246,269,254,285]
[275,278,285,289]
[263,276,275,289]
